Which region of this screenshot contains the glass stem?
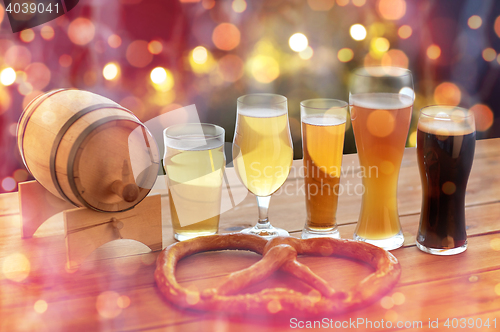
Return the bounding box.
[256,195,271,229]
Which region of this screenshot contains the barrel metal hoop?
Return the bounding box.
[67,115,143,212]
[18,88,68,176]
[50,103,130,205]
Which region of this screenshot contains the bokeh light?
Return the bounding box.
[108,34,122,48]
[398,25,412,39]
[1,68,16,86]
[381,49,409,68]
[20,29,35,43]
[482,48,496,62]
[2,176,16,191]
[218,54,244,82]
[151,67,174,91]
[212,23,241,51]
[350,24,367,41]
[336,0,349,6]
[150,67,167,84]
[202,0,215,9]
[13,169,28,182]
[117,295,131,309]
[2,252,30,282]
[289,33,308,52]
[353,0,366,7]
[25,63,51,90]
[126,40,153,68]
[490,238,500,251]
[248,55,280,83]
[380,296,394,309]
[299,46,314,60]
[59,54,72,67]
[337,48,354,62]
[427,44,441,60]
[232,0,247,13]
[307,0,335,11]
[495,16,500,38]
[192,46,208,64]
[408,131,417,147]
[67,18,95,45]
[5,46,32,70]
[96,291,122,319]
[103,63,119,81]
[40,26,55,40]
[470,104,494,132]
[468,15,482,29]
[34,300,48,314]
[378,0,406,20]
[371,37,390,56]
[434,82,461,106]
[148,40,163,54]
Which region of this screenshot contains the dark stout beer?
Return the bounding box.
[416,110,475,254]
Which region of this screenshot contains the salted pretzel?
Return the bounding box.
[155,233,401,316]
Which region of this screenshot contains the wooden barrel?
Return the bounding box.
[17,89,160,212]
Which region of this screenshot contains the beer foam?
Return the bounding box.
[418,119,474,136]
[166,135,224,151]
[238,108,287,118]
[350,93,413,110]
[302,115,346,126]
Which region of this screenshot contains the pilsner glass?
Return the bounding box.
[350,67,413,250]
[416,106,476,255]
[164,123,225,241]
[233,94,293,238]
[300,99,348,239]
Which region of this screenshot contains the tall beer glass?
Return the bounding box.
[233,94,293,238]
[416,106,475,255]
[164,123,225,241]
[300,99,348,239]
[350,67,413,250]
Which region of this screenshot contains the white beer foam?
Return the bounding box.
[238,108,287,118]
[351,93,414,110]
[302,115,346,126]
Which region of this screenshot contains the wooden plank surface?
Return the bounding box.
[1,138,500,331]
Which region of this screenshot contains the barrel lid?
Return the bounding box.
[68,116,160,212]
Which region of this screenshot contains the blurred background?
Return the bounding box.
[1,0,499,193]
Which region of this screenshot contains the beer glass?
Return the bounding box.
[350,67,413,250]
[164,123,225,241]
[416,106,475,255]
[300,99,348,239]
[233,94,293,238]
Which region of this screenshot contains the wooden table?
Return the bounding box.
[1,138,500,331]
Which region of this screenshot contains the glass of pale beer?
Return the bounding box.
[164,123,225,241]
[416,106,475,255]
[350,67,414,250]
[233,94,293,238]
[300,99,348,239]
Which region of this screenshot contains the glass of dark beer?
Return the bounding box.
[416,106,476,255]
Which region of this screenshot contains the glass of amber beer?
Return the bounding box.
[416,106,475,255]
[164,123,225,241]
[300,99,348,239]
[350,67,413,250]
[233,94,293,238]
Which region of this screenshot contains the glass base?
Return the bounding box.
[302,226,340,239]
[174,231,217,242]
[241,224,289,239]
[416,240,467,255]
[353,229,404,250]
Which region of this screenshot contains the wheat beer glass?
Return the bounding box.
[416,106,475,255]
[300,99,348,239]
[350,67,413,250]
[164,123,225,241]
[233,94,293,238]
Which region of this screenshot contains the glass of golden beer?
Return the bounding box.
[350,67,414,250]
[416,106,475,255]
[300,99,348,239]
[233,94,293,238]
[164,123,225,241]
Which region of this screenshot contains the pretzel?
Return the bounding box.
[155,233,401,316]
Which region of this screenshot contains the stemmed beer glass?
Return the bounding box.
[232,94,293,238]
[350,67,414,250]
